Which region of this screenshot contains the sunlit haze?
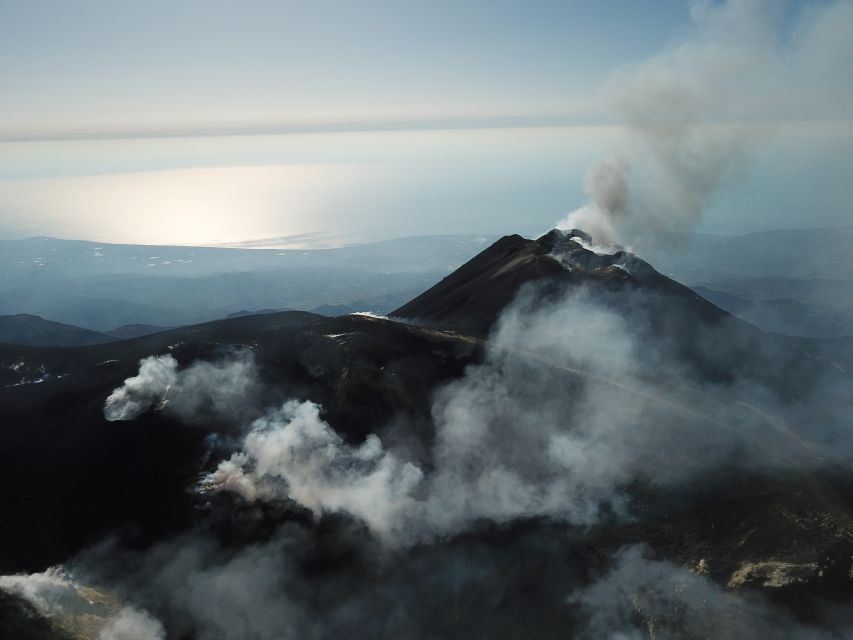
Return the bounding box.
[1,0,850,246]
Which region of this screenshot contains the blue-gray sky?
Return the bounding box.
[0,0,689,136]
[0,0,850,246]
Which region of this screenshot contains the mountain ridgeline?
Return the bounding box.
[393,229,829,389]
[0,314,115,347]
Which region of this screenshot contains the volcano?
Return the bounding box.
[1,231,852,639]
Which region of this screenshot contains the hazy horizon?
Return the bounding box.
[5,215,853,252]
[1,0,850,247]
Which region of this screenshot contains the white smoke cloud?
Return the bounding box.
[103,355,177,421]
[98,607,165,640]
[201,399,423,540]
[559,158,630,249]
[0,566,89,617]
[0,566,164,640]
[104,350,261,424]
[559,0,853,245]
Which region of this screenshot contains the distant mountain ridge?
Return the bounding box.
[641,226,853,337]
[0,235,495,331]
[0,314,114,347]
[0,234,495,279]
[694,278,853,338]
[103,324,170,340]
[2,228,850,337]
[644,226,853,282]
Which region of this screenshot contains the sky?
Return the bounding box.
[0,0,850,246]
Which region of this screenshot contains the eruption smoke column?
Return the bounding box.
[560,157,629,247]
[559,0,853,246]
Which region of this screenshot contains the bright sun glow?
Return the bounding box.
[0,164,366,246]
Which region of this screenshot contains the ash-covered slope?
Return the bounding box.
[0,314,115,347]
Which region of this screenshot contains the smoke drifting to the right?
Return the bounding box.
[559,0,853,247]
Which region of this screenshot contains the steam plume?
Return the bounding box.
[200,399,423,539]
[104,351,261,425]
[0,566,164,640]
[98,607,165,640]
[0,567,89,617]
[559,0,853,245]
